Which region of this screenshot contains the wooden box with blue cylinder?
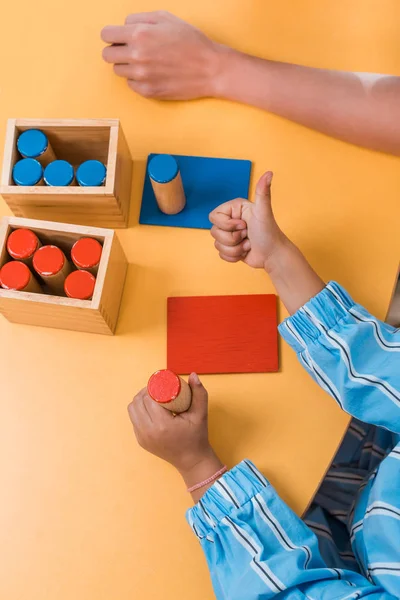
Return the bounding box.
[0,118,133,228]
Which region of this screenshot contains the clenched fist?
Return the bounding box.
[209,172,287,269]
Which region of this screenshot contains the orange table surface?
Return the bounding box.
[0,2,399,599]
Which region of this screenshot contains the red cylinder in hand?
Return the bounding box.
[33,245,71,295]
[147,369,192,413]
[7,228,41,265]
[64,270,96,300]
[0,261,41,292]
[71,237,102,275]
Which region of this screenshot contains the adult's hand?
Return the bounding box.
[101,11,224,100]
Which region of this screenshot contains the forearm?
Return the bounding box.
[265,237,325,315]
[187,461,391,599]
[215,47,400,155]
[279,280,400,431]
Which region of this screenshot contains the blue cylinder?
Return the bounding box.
[17,129,50,159]
[12,159,43,186]
[76,160,107,187]
[44,160,75,186]
[148,154,179,183]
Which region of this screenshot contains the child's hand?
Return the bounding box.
[209,171,287,270]
[128,373,222,485]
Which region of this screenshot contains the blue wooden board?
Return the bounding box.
[139,154,252,230]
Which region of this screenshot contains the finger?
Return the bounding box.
[214,240,250,258]
[113,64,132,78]
[101,25,130,44]
[128,388,151,425]
[115,64,152,81]
[127,79,158,98]
[185,373,208,421]
[209,199,246,231]
[142,393,175,423]
[254,171,273,208]
[209,205,247,232]
[125,11,164,24]
[219,253,243,263]
[210,225,247,247]
[102,45,131,64]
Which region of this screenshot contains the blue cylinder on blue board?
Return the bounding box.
[12,158,43,186]
[44,160,75,186]
[148,154,186,215]
[76,160,107,187]
[17,129,56,165]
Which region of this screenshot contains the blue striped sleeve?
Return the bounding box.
[186,461,395,599]
[279,282,400,433]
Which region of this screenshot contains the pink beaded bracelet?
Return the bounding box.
[187,465,228,493]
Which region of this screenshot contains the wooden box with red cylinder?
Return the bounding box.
[0,216,127,334]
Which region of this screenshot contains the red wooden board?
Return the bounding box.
[167,295,279,374]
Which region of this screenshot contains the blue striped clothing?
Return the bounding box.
[187,282,400,599]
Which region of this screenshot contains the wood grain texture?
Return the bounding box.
[167,294,279,374]
[0,119,18,186]
[0,216,127,334]
[112,125,133,226]
[150,172,186,215]
[0,119,133,228]
[92,231,128,334]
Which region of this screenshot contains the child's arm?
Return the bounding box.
[210,171,326,315]
[129,376,395,599]
[128,373,225,504]
[210,173,400,433]
[101,11,400,156]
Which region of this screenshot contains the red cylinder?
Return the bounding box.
[147,369,192,413]
[0,261,41,292]
[64,270,96,300]
[71,237,102,275]
[33,245,71,295]
[7,228,41,264]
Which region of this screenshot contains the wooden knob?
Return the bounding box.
[147,369,192,413]
[148,154,186,215]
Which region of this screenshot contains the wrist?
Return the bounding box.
[210,44,244,99]
[178,448,223,490]
[263,233,294,275]
[211,48,276,108]
[263,235,326,315]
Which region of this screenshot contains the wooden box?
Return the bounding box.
[0,119,133,228]
[0,217,128,335]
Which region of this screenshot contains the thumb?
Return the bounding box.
[187,372,208,418]
[254,171,273,208]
